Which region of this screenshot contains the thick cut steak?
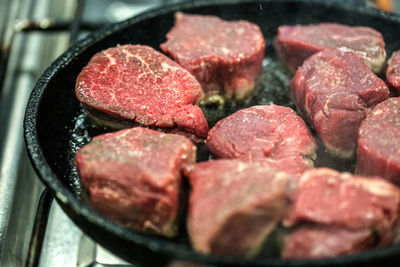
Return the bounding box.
[357,97,400,185]
[283,168,400,259]
[74,127,196,237]
[206,105,316,167]
[183,159,288,257]
[387,51,400,95]
[291,49,389,158]
[275,23,386,73]
[161,12,265,102]
[283,226,378,259]
[75,44,208,139]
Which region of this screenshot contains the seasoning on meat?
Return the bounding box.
[291,49,389,158]
[75,44,208,139]
[283,168,400,259]
[356,97,400,185]
[206,105,316,169]
[160,12,265,103]
[183,159,288,257]
[275,23,386,73]
[386,51,400,95]
[74,127,197,237]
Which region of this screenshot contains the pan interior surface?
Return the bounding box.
[25,0,400,266]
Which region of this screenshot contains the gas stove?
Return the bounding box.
[0,1,178,266]
[0,0,398,267]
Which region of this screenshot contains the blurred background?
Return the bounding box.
[0,0,399,266]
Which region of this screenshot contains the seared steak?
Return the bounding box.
[291,49,389,158]
[161,12,265,102]
[387,51,400,95]
[74,127,196,237]
[357,97,400,185]
[275,23,386,73]
[183,159,288,257]
[283,168,400,259]
[206,105,316,167]
[75,44,208,139]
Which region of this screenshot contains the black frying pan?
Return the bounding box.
[24,0,400,266]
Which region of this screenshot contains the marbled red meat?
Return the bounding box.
[206,105,316,168]
[275,23,386,73]
[75,44,208,139]
[74,127,196,237]
[357,97,400,185]
[290,49,389,158]
[161,12,265,102]
[283,168,400,259]
[183,159,288,257]
[387,51,400,95]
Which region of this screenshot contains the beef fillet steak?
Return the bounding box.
[291,49,389,158]
[275,23,386,73]
[206,105,316,167]
[160,12,265,103]
[74,127,196,237]
[357,97,400,185]
[283,226,382,259]
[183,159,288,257]
[387,51,400,95]
[283,168,400,259]
[75,44,208,139]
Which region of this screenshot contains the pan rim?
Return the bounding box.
[23,0,400,265]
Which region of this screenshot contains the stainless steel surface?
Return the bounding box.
[39,202,132,267]
[0,0,164,266]
[0,0,74,265]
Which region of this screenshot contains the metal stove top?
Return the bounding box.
[0,0,171,266]
[0,0,398,266]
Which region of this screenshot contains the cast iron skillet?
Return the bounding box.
[24,0,400,266]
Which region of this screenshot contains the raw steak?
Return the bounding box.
[282,168,400,259]
[386,51,400,95]
[206,105,316,166]
[357,97,400,185]
[75,44,208,139]
[74,127,196,237]
[290,49,389,158]
[183,159,288,257]
[283,226,380,259]
[275,23,386,73]
[160,12,265,102]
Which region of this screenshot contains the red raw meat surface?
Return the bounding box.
[283,168,400,259]
[74,127,196,237]
[275,23,386,73]
[183,159,288,257]
[161,12,265,101]
[206,105,316,168]
[387,51,400,95]
[357,97,400,185]
[76,44,208,138]
[291,49,389,158]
